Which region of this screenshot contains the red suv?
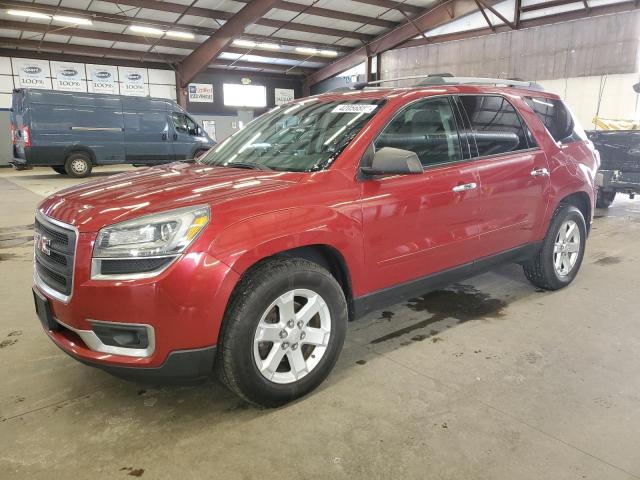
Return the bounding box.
[33,78,598,406]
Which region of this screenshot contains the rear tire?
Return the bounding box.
[64,153,92,178]
[218,258,347,407]
[523,205,586,291]
[51,166,66,175]
[596,189,616,208]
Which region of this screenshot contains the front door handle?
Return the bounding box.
[173,133,178,141]
[531,168,549,177]
[452,182,477,193]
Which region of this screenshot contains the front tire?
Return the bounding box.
[64,153,92,178]
[523,205,587,290]
[218,258,347,407]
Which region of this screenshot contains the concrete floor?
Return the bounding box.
[1,166,639,479]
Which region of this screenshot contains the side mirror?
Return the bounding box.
[360,147,424,176]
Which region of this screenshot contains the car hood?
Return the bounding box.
[39,162,303,231]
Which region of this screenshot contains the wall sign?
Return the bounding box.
[188,83,214,103]
[241,77,252,85]
[13,59,51,89]
[202,120,216,141]
[52,62,86,92]
[275,88,295,106]
[88,65,118,94]
[119,67,148,96]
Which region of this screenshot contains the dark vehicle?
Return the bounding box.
[587,129,640,207]
[10,88,214,178]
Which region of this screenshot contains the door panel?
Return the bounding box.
[361,162,481,293]
[123,111,172,163]
[475,150,550,254]
[456,94,550,255]
[360,96,480,294]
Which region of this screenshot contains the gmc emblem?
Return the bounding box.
[34,232,51,256]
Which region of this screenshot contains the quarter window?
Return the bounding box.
[374,97,462,167]
[459,95,535,157]
[524,96,587,144]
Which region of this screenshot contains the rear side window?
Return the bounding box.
[524,97,587,144]
[459,95,535,157]
[374,97,463,167]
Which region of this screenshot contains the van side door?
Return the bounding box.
[123,110,173,164]
[455,94,550,256]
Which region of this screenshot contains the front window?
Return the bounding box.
[199,99,385,172]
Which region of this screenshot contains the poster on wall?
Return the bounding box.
[202,120,216,141]
[87,65,118,94]
[188,83,214,103]
[275,88,295,106]
[12,58,51,89]
[51,62,86,92]
[119,67,148,96]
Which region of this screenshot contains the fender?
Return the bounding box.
[210,205,367,296]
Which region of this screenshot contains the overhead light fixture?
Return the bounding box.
[165,30,194,39]
[295,47,318,55]
[6,9,51,19]
[52,15,92,25]
[129,25,163,35]
[320,49,337,57]
[233,39,256,48]
[258,42,280,50]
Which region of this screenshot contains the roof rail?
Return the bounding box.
[338,74,544,92]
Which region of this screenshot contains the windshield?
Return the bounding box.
[199,98,385,172]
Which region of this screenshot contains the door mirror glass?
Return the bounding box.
[361,147,424,176]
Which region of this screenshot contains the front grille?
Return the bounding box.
[99,257,173,275]
[34,214,77,298]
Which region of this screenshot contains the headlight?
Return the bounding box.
[91,205,210,279]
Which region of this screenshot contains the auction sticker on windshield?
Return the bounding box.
[331,104,378,114]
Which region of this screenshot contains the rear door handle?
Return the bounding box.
[452,182,477,192]
[162,132,167,141]
[531,168,549,177]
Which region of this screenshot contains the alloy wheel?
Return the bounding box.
[253,289,331,384]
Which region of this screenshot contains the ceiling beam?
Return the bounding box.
[97,0,373,41]
[0,38,311,76]
[0,46,175,70]
[349,0,423,14]
[402,0,640,47]
[304,0,490,87]
[0,19,197,49]
[476,0,516,28]
[234,0,398,29]
[0,19,327,64]
[177,0,279,86]
[0,0,352,52]
[0,37,180,63]
[520,0,583,12]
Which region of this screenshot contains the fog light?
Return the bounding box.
[91,323,149,349]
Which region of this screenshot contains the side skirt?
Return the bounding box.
[353,241,542,318]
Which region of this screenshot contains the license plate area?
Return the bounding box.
[33,287,61,331]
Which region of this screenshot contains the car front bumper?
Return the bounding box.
[33,236,240,381]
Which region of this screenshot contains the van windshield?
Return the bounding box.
[198,99,385,172]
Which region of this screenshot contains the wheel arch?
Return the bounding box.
[557,191,592,233]
[65,146,96,164]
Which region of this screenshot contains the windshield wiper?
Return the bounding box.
[225,161,272,171]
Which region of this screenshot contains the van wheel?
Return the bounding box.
[65,153,92,178]
[51,166,67,175]
[523,205,586,291]
[218,258,347,407]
